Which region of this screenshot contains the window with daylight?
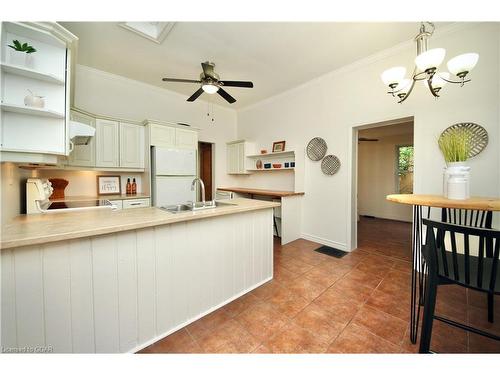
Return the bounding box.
[397,145,414,194]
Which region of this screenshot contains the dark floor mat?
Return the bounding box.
[314,245,348,258]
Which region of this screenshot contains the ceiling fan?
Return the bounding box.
[161,61,253,104]
[358,137,379,142]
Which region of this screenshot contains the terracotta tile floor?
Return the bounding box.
[139,217,499,354]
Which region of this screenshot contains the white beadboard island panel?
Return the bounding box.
[1,208,274,353]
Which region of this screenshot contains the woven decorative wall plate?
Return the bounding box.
[321,155,341,175]
[306,137,328,161]
[440,122,488,158]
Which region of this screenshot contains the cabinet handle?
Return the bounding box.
[130,202,142,206]
[68,140,74,153]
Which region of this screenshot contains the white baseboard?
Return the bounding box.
[129,275,273,353]
[301,233,348,252]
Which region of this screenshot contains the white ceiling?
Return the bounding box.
[61,22,445,109]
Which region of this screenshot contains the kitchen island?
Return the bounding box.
[1,198,279,353]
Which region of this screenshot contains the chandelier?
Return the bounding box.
[381,22,479,103]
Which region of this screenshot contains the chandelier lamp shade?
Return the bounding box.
[381,22,479,103]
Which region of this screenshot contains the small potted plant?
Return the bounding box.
[438,127,473,200]
[8,40,37,68]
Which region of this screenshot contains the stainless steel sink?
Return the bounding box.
[162,204,193,213]
[161,200,236,214]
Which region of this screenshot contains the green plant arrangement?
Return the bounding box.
[438,127,472,163]
[8,40,36,54]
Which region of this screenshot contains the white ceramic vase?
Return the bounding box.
[24,93,45,108]
[9,49,35,68]
[443,161,470,200]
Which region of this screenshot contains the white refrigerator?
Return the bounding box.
[151,146,197,207]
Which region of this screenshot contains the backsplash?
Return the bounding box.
[37,169,145,196]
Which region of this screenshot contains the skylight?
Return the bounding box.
[119,22,175,44]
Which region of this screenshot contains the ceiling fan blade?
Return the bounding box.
[220,80,254,88]
[217,87,236,104]
[201,62,215,78]
[162,78,201,84]
[358,137,379,142]
[187,88,204,102]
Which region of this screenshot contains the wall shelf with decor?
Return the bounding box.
[246,149,295,172]
[247,167,295,172]
[246,150,295,159]
[0,22,77,161]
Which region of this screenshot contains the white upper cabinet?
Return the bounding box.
[95,119,119,167]
[150,124,175,147]
[175,128,198,149]
[226,140,254,174]
[119,122,144,169]
[148,122,198,150]
[68,110,96,167]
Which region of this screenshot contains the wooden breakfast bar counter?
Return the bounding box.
[218,187,304,245]
[386,194,500,344]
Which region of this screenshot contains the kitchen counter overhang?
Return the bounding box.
[1,198,280,250]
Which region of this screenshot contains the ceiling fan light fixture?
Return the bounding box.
[202,83,219,94]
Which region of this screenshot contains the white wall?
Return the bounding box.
[74,65,239,190]
[0,163,36,224]
[358,133,413,222]
[237,23,500,250]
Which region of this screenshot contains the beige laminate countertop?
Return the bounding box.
[218,187,305,197]
[1,198,280,250]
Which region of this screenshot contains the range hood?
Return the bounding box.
[69,120,95,146]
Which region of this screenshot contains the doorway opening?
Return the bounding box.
[352,118,414,261]
[198,141,214,201]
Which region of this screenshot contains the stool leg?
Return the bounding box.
[273,216,280,238]
[419,274,438,353]
[488,293,494,323]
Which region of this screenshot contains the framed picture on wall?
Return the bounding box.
[97,175,121,195]
[272,141,286,153]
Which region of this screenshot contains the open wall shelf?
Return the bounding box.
[1,103,64,118]
[1,62,65,85]
[247,167,295,172]
[246,150,295,159]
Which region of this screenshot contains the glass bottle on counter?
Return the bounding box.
[132,178,137,195]
[126,178,132,195]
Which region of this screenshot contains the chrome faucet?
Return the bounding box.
[191,177,206,205]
